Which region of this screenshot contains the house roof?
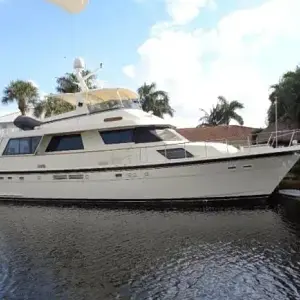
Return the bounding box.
[0,107,36,124]
[0,111,21,123]
[177,125,258,143]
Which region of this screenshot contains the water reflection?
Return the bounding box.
[0,200,299,299]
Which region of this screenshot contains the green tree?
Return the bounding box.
[198,103,225,127]
[56,70,97,93]
[198,96,244,127]
[2,80,39,115]
[267,66,300,126]
[34,95,75,118]
[217,96,244,125]
[137,82,174,118]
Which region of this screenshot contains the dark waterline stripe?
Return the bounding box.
[0,193,270,204]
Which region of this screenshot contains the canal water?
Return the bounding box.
[0,198,299,299]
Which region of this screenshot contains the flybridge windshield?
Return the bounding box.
[87,98,141,113]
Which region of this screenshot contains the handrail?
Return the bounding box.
[267,129,299,148]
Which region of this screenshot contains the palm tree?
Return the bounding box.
[56,70,97,93]
[198,103,224,127]
[137,82,174,118]
[198,96,244,127]
[217,96,244,125]
[34,95,75,118]
[2,80,39,115]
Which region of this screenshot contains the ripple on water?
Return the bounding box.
[0,204,299,299]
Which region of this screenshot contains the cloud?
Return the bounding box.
[165,0,217,25]
[124,0,300,128]
[28,79,47,100]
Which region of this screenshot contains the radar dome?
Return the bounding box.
[73,57,85,70]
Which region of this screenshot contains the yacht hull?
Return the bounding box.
[0,149,298,204]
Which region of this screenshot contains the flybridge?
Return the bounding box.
[12,57,141,131]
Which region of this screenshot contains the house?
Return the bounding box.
[0,111,22,131]
[0,107,37,133]
[256,121,300,146]
[177,125,258,147]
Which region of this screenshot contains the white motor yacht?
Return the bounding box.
[0,58,299,203]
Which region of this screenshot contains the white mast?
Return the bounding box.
[72,57,103,108]
[275,96,278,148]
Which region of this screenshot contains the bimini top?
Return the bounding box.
[54,88,139,106]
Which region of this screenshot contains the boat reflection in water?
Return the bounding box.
[0,201,299,299]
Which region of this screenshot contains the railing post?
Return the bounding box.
[289,130,295,147]
[247,136,250,152]
[226,139,228,155]
[267,133,273,146]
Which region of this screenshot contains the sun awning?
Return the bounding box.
[54,88,139,106]
[46,0,89,13]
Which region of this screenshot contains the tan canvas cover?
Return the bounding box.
[55,88,138,105]
[46,0,89,13]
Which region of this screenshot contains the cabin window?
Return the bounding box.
[157,148,194,159]
[100,129,134,144]
[99,127,183,145]
[46,134,84,152]
[3,136,42,155]
[134,127,162,143]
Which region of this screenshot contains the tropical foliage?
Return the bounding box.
[34,95,75,118]
[56,70,97,94]
[2,80,39,115]
[267,65,300,127]
[198,96,244,127]
[137,82,174,118]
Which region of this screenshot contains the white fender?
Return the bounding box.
[46,0,89,13]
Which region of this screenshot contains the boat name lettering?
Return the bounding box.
[37,164,46,169]
[127,172,137,178]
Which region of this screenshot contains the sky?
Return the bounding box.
[0,0,300,128]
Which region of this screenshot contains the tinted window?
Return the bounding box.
[100,129,134,144]
[46,134,84,152]
[134,127,162,143]
[99,127,170,145]
[3,136,42,155]
[19,138,30,154]
[157,148,193,159]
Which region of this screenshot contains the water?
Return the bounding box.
[0,200,299,299]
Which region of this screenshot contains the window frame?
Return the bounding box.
[44,133,85,154]
[99,126,174,145]
[2,136,42,156]
[99,129,135,145]
[45,133,84,153]
[157,148,194,160]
